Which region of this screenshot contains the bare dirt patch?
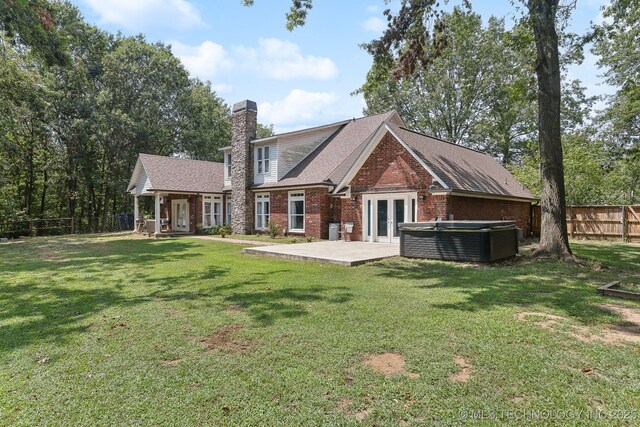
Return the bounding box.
[201,324,257,353]
[337,398,372,421]
[362,353,419,379]
[38,249,64,262]
[599,303,640,324]
[448,356,472,383]
[517,311,640,345]
[223,304,243,313]
[161,358,186,367]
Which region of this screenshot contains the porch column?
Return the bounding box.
[133,195,139,233]
[154,193,161,235]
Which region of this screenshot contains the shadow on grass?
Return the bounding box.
[374,242,640,326]
[0,238,223,352]
[0,236,355,351]
[223,286,353,325]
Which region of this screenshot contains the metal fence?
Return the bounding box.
[532,205,640,243]
[0,213,134,239]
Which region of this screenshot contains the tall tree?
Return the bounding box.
[359,10,537,164]
[249,0,575,260]
[0,0,69,65]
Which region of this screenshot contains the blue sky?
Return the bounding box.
[70,0,611,133]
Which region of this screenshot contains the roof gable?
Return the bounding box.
[129,154,225,194]
[389,125,535,199]
[252,111,401,189]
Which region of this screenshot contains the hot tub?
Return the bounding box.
[398,221,518,262]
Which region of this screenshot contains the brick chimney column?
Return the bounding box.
[231,100,257,234]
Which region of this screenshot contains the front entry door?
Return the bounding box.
[172,199,189,232]
[364,193,415,243]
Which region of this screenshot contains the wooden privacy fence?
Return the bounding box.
[531,205,640,242]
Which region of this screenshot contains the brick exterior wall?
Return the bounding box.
[449,195,531,236]
[258,188,332,239]
[340,132,437,240]
[161,130,532,240]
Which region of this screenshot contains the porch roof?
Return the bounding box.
[128,153,225,195]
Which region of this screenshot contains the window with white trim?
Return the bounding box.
[255,193,270,230]
[226,198,232,224]
[288,191,305,231]
[256,146,270,174]
[203,195,222,228]
[224,153,232,179]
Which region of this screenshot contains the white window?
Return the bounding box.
[203,195,222,228]
[256,146,270,174]
[226,198,232,224]
[255,193,270,230]
[288,191,305,231]
[225,153,232,179]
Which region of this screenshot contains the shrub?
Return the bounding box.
[306,236,314,242]
[267,222,280,239]
[219,224,232,238]
[208,225,221,235]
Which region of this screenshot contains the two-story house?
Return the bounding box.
[127,100,535,241]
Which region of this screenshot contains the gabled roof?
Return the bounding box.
[128,153,224,194]
[252,111,403,189]
[388,124,535,200]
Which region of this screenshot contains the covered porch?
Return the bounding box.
[127,153,227,236]
[133,192,198,236]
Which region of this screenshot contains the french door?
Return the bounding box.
[363,193,416,243]
[172,199,189,232]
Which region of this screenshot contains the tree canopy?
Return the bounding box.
[0,2,233,230]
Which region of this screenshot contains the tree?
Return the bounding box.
[0,0,69,65]
[359,10,537,164]
[250,0,575,260]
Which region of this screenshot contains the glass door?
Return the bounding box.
[376,199,390,243]
[172,200,189,232]
[363,193,416,243]
[392,198,405,243]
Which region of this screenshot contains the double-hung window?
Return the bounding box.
[288,191,305,232]
[257,146,270,174]
[226,198,232,224]
[225,153,232,179]
[203,196,222,228]
[255,193,270,230]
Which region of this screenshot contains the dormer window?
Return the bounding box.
[225,153,232,179]
[257,146,270,174]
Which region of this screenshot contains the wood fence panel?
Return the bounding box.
[530,205,640,243]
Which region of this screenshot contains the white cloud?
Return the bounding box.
[169,40,233,82]
[235,38,338,80]
[83,0,206,30]
[366,5,381,13]
[259,90,339,128]
[362,16,387,33]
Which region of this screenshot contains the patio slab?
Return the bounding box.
[243,241,399,266]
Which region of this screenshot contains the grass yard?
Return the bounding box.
[2,234,640,425]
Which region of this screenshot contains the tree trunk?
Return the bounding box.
[39,169,48,218]
[528,0,573,261]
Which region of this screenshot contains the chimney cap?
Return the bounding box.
[232,100,257,113]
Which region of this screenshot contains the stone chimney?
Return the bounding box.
[231,100,257,234]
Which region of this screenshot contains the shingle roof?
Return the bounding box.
[252,111,399,189]
[137,153,224,193]
[389,125,535,199]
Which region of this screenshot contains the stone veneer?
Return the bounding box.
[230,100,257,234]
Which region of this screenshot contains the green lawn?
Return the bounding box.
[2,234,640,425]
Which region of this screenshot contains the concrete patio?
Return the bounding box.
[242,240,399,266]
